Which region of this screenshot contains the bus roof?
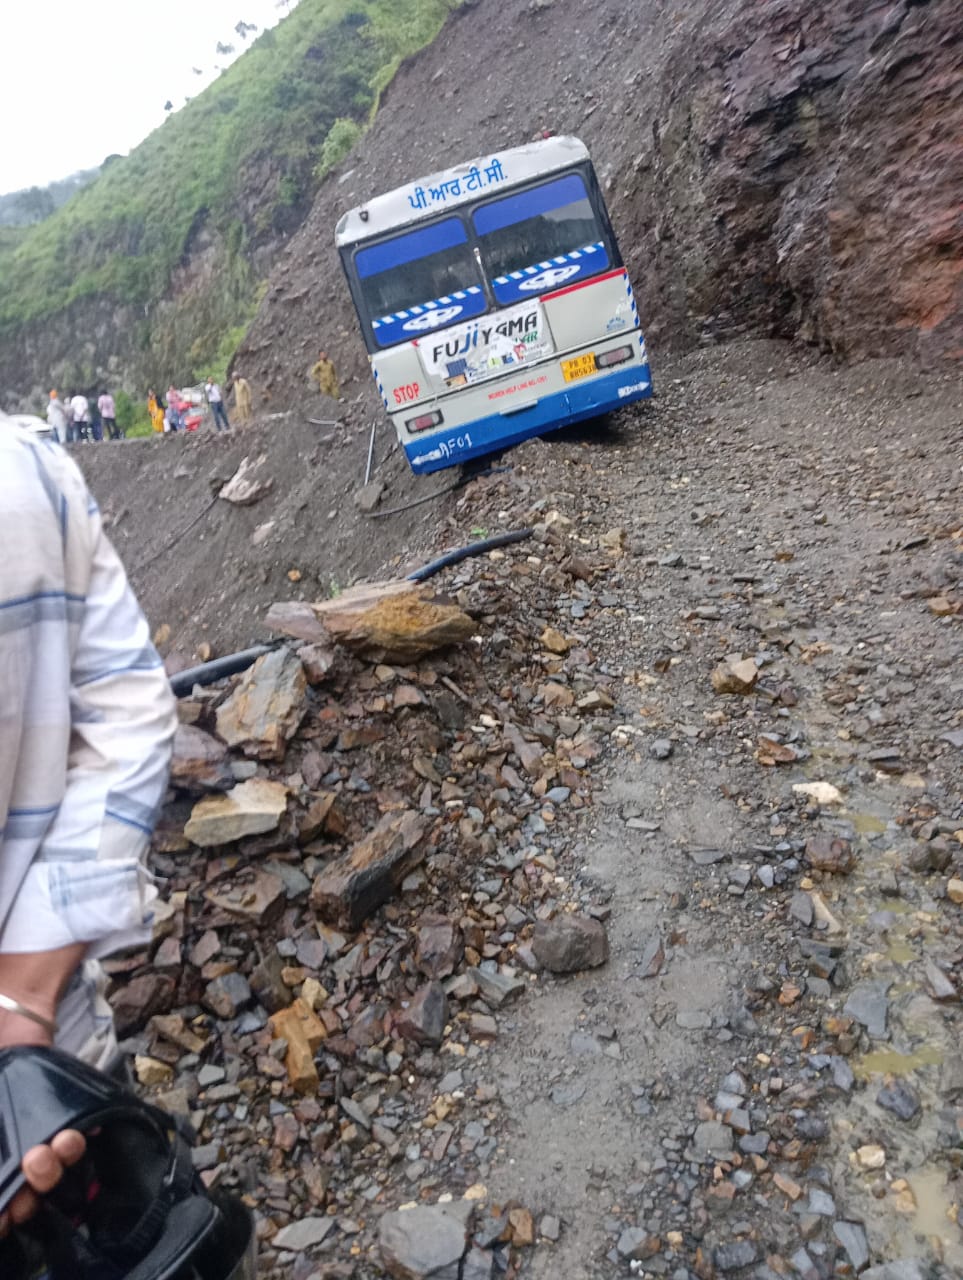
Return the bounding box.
[335,135,590,248]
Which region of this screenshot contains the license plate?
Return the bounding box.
[561,353,597,382]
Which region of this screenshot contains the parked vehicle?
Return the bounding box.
[336,135,652,474]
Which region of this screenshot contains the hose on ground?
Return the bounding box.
[169,644,274,697]
[406,528,534,582]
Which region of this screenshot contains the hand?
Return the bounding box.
[0,1129,87,1238]
[0,998,87,1239]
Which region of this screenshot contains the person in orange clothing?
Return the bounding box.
[147,389,165,434]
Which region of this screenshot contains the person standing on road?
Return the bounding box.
[233,374,252,425]
[205,376,230,431]
[311,349,340,400]
[0,420,177,1230]
[147,389,166,434]
[98,390,121,440]
[46,390,68,443]
[69,392,90,443]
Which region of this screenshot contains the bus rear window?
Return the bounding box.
[473,173,609,306]
[355,218,486,348]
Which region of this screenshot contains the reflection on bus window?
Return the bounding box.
[355,218,485,347]
[472,173,609,305]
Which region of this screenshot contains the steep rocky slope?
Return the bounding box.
[237,0,962,416]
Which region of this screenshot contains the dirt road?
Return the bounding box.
[440,340,962,1278]
[87,339,961,1278]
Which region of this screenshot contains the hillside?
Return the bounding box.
[0,0,460,410]
[233,0,962,422]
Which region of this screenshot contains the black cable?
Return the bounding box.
[406,528,534,582]
[133,496,219,575]
[169,645,275,697]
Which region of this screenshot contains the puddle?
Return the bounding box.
[908,1170,963,1271]
[854,1046,944,1078]
[845,810,888,836]
[886,942,916,965]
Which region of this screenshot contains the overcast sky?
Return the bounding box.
[2,0,298,194]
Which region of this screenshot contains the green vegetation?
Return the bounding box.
[0,0,461,390]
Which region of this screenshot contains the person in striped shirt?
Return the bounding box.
[0,419,177,1234]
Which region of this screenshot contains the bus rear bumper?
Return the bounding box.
[403,362,653,474]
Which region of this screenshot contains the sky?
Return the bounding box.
[1,0,299,194]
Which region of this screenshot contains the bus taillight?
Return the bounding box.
[406,410,444,433]
[595,345,634,369]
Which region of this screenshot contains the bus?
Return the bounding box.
[335,135,652,475]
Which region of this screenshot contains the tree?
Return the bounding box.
[216,41,235,55]
[234,20,258,39]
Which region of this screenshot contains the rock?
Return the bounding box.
[714,1241,758,1271]
[202,972,252,1020]
[789,891,814,927]
[792,781,844,806]
[947,878,963,905]
[169,723,235,793]
[134,1055,174,1087]
[923,958,957,1002]
[311,810,428,929]
[650,737,673,760]
[805,834,856,874]
[205,869,286,926]
[219,454,272,505]
[854,1144,886,1170]
[508,1206,535,1247]
[298,791,348,843]
[354,480,386,512]
[461,1246,494,1280]
[270,579,476,664]
[617,1228,660,1260]
[269,999,326,1094]
[844,981,890,1038]
[273,1217,334,1251]
[395,982,448,1046]
[297,641,336,684]
[539,1215,561,1242]
[689,847,729,866]
[540,626,570,654]
[415,916,464,980]
[833,1221,869,1273]
[379,1203,471,1280]
[215,648,306,761]
[470,967,526,1007]
[532,915,609,972]
[711,658,759,694]
[184,777,288,846]
[877,1081,921,1121]
[110,974,176,1038]
[687,1121,735,1162]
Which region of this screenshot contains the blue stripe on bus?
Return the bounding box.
[403,359,652,474]
[490,244,609,307]
[371,289,488,349]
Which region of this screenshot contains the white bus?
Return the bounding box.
[336,135,652,475]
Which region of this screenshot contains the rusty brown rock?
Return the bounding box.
[169,723,234,794]
[268,580,475,664]
[711,658,759,695]
[804,834,857,875]
[298,791,347,843]
[269,998,327,1094]
[310,810,428,929]
[414,915,464,980]
[110,974,177,1039]
[215,647,306,761]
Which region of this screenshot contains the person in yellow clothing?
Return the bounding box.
[147,389,165,434]
[310,350,340,400]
